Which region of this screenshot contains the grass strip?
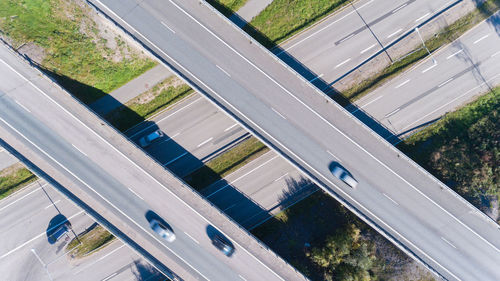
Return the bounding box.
[0,0,156,104]
[343,0,500,101]
[105,76,194,132]
[206,0,249,17]
[185,137,268,191]
[67,224,115,258]
[0,166,37,200]
[245,0,350,49]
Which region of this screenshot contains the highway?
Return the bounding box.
[88,0,500,280]
[0,42,305,280]
[0,148,17,170]
[277,0,459,85]
[353,13,500,138]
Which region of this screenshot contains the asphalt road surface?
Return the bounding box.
[0,148,18,170]
[89,0,500,279]
[0,43,305,280]
[0,180,164,281]
[277,0,458,85]
[353,13,500,139]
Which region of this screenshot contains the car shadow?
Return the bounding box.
[46,214,71,244]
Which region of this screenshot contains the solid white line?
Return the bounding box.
[421,63,437,73]
[438,78,453,88]
[160,21,176,33]
[94,2,482,278]
[129,97,202,138]
[446,49,463,60]
[206,154,279,198]
[184,232,199,244]
[473,34,489,44]
[0,210,84,259]
[223,203,236,211]
[158,132,179,145]
[15,100,31,113]
[271,107,286,119]
[395,79,410,89]
[0,184,44,212]
[392,3,407,14]
[338,33,355,44]
[491,50,500,58]
[360,43,377,54]
[163,151,188,166]
[355,95,384,111]
[74,244,126,275]
[441,237,457,249]
[224,123,238,132]
[274,173,289,182]
[128,188,144,200]
[239,275,248,281]
[335,58,351,69]
[72,144,87,157]
[216,65,231,77]
[326,150,339,160]
[309,73,324,82]
[387,28,402,38]
[385,108,400,118]
[383,193,399,205]
[278,0,375,53]
[102,272,118,281]
[197,137,213,148]
[415,12,430,23]
[44,199,61,210]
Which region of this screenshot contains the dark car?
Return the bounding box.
[139,130,164,148]
[211,234,234,257]
[48,222,70,243]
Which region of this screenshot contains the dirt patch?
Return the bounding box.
[131,76,184,105]
[17,42,46,64]
[0,162,25,177]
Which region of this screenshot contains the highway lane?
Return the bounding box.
[0,43,304,280]
[277,0,458,84]
[354,14,500,138]
[89,0,500,279]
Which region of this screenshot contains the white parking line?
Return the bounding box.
[44,199,61,210]
[326,150,339,160]
[415,12,430,23]
[335,58,351,69]
[162,151,188,166]
[184,232,199,244]
[355,95,384,111]
[395,79,410,89]
[102,272,118,281]
[383,193,399,205]
[128,188,144,200]
[473,34,489,44]
[387,28,402,38]
[438,78,453,88]
[216,65,231,77]
[224,123,238,132]
[274,173,289,182]
[0,183,45,212]
[197,137,213,148]
[360,43,377,54]
[421,63,437,73]
[385,108,400,118]
[446,49,463,60]
[309,73,324,82]
[491,50,500,58]
[72,144,88,157]
[74,244,126,275]
[271,107,287,119]
[15,100,31,113]
[392,3,408,14]
[239,275,248,281]
[441,237,457,249]
[161,21,176,33]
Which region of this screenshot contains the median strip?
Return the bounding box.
[0,164,37,200]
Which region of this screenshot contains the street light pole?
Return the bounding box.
[415,27,436,64]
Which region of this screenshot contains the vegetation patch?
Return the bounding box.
[67,224,115,258]
[0,0,156,104]
[245,0,349,48]
[343,0,500,101]
[399,86,500,218]
[185,137,268,191]
[105,76,194,132]
[0,164,37,200]
[207,0,249,17]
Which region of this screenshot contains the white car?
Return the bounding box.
[331,166,358,188]
[139,130,164,147]
[150,219,176,242]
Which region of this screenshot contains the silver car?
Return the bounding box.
[150,219,176,242]
[139,130,164,147]
[331,166,358,188]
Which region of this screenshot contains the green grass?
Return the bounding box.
[0,166,37,200]
[67,224,115,258]
[0,0,156,104]
[105,76,194,132]
[399,86,500,213]
[184,137,268,191]
[245,0,349,48]
[206,0,249,17]
[343,0,500,101]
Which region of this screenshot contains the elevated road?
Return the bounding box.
[0,42,305,280]
[88,0,500,280]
